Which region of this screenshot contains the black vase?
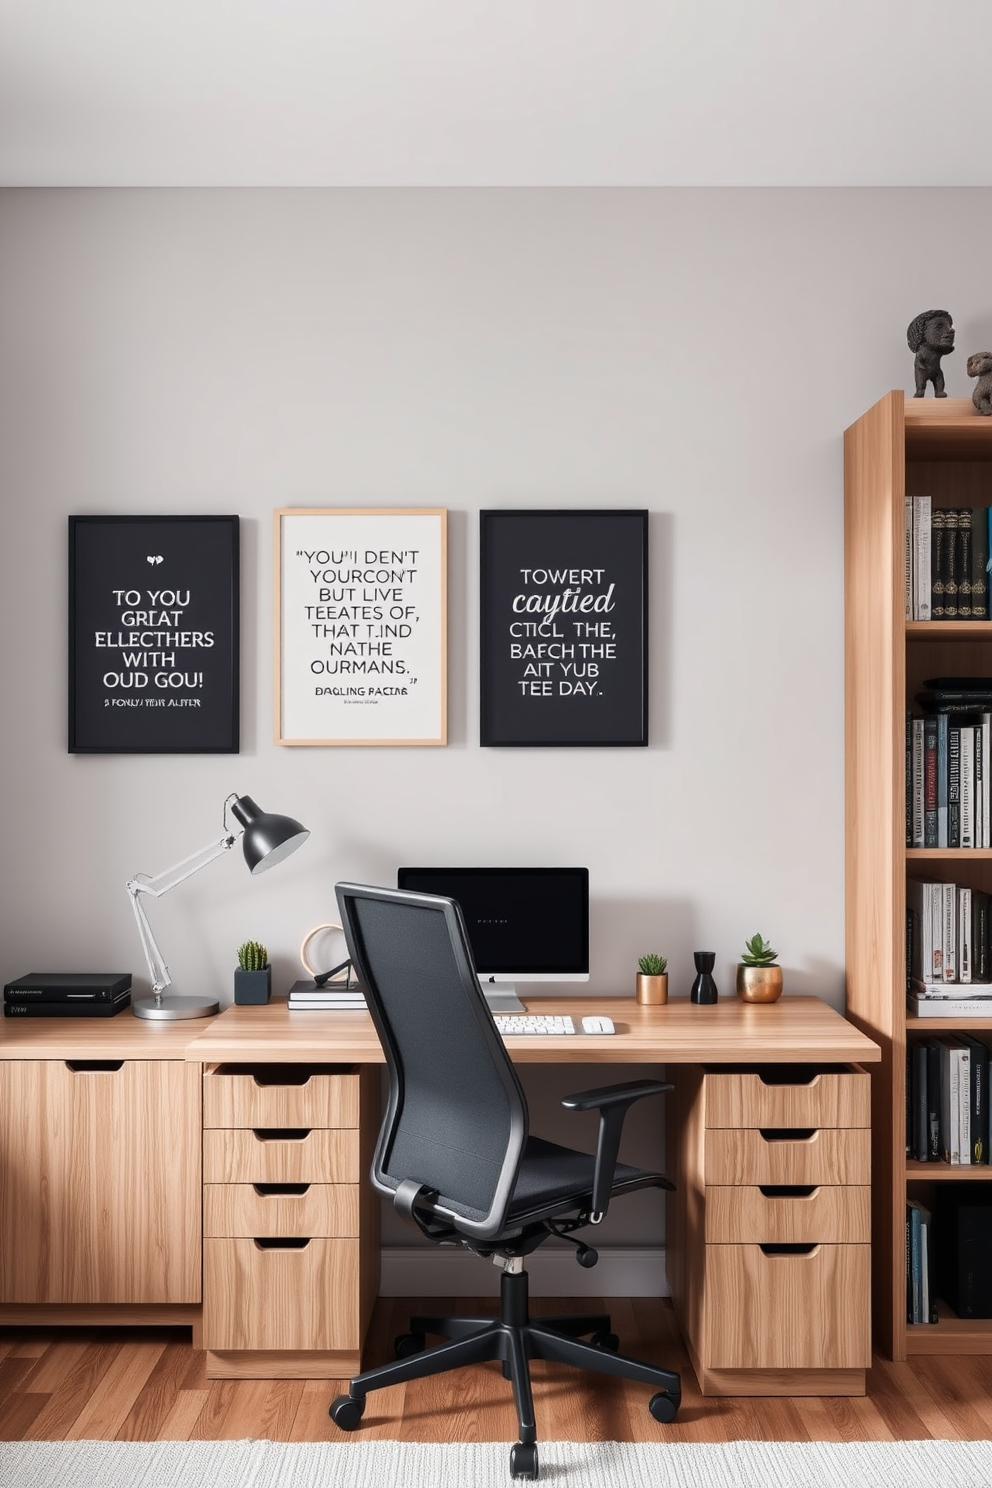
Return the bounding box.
[690,951,718,1005]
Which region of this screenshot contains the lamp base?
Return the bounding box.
[132,993,220,1021]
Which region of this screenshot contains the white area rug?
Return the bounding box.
[3,1438,992,1488]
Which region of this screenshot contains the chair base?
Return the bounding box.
[329,1268,680,1480]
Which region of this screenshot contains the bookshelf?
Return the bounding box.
[845,391,992,1360]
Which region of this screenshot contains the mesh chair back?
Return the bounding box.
[335,882,529,1239]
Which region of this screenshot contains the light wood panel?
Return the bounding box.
[203,1126,359,1184]
[704,1068,870,1129]
[186,995,882,1067]
[202,1238,360,1351]
[705,1185,871,1244]
[203,1183,359,1238]
[704,1127,871,1187]
[702,1245,871,1371]
[203,1066,360,1128]
[0,1059,200,1305]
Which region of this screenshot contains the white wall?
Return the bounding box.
[2,188,990,1265]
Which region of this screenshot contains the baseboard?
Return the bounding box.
[379,1246,669,1297]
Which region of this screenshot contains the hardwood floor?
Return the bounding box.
[2,1298,991,1444]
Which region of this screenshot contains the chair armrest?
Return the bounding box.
[561,1079,673,1217]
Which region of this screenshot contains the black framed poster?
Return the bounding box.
[480,509,648,747]
[68,515,240,753]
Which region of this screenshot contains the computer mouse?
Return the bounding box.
[581,1015,615,1035]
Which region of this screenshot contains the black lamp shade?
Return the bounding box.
[231,795,310,875]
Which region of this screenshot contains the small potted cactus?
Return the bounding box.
[234,939,271,1005]
[736,934,782,1003]
[636,953,668,1006]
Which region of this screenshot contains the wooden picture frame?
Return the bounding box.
[480,509,648,747]
[275,508,447,746]
[68,515,240,754]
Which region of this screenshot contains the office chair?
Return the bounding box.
[328,882,681,1481]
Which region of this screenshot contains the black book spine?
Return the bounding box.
[924,714,938,848]
[949,723,961,849]
[931,507,947,619]
[972,506,990,620]
[958,506,974,618]
[974,891,990,982]
[945,507,961,619]
[926,1041,942,1162]
[906,709,914,848]
[912,1042,929,1162]
[960,1035,990,1164]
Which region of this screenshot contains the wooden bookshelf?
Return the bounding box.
[845,392,992,1360]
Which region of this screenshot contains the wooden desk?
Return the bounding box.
[0,996,880,1394]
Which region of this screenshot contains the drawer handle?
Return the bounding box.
[252,1128,311,1142]
[758,1128,816,1143]
[65,1060,124,1073]
[759,1243,819,1257]
[759,1185,818,1199]
[253,1237,311,1251]
[253,1183,311,1196]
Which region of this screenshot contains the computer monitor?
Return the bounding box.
[396,866,589,1013]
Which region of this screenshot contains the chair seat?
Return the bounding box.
[505,1135,663,1221]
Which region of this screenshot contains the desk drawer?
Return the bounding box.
[203,1183,359,1239]
[703,1242,871,1370]
[705,1185,871,1244]
[705,1127,870,1186]
[203,1065,360,1129]
[203,1237,360,1351]
[704,1068,869,1130]
[203,1127,359,1184]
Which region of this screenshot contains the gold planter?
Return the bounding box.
[736,964,783,1003]
[636,973,668,1006]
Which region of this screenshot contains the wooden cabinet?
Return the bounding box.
[201,1062,380,1378]
[845,392,992,1360]
[0,1057,200,1309]
[668,1062,871,1395]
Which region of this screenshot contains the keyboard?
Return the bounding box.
[494,1014,576,1036]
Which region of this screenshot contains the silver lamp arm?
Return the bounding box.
[126,831,236,999]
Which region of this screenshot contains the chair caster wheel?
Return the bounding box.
[510,1441,539,1479]
[329,1393,365,1431]
[648,1390,680,1423]
[394,1331,426,1358]
[591,1330,620,1352]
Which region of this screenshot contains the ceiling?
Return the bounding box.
[2,0,991,187]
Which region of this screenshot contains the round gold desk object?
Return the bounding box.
[736,965,783,1003]
[636,972,668,1005]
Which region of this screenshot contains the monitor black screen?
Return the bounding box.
[395,866,589,979]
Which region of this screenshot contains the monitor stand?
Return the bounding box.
[480,980,527,1014]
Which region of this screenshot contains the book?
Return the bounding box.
[914,495,932,620]
[931,505,949,619]
[905,496,915,621]
[944,506,962,619]
[923,713,938,847]
[974,890,991,983]
[937,712,949,847]
[926,1040,942,1161]
[909,994,992,1018]
[907,881,936,982]
[949,722,961,848]
[983,713,991,850]
[911,1041,929,1161]
[942,881,957,982]
[911,717,925,847]
[911,979,992,998]
[959,885,973,984]
[4,993,131,1017]
[959,1041,972,1165]
[906,710,913,848]
[959,1033,990,1164]
[907,1200,922,1322]
[958,506,973,617]
[938,1037,960,1163]
[971,506,989,620]
[961,725,975,848]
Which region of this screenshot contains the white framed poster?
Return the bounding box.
[275,508,447,746]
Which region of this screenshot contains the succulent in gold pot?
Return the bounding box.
[736,934,782,1003]
[636,953,668,1006]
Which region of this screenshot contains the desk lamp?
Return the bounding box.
[126,792,309,1021]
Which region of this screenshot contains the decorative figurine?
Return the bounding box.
[907,309,955,397]
[968,352,992,416]
[689,950,718,1005]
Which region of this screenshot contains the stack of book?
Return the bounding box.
[905,878,992,1006]
[906,680,992,848]
[906,1198,937,1324]
[286,977,366,1011]
[906,496,991,621]
[907,1034,988,1165]
[3,971,132,1017]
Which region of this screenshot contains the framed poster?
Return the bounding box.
[480,509,648,747]
[275,508,447,746]
[68,515,240,754]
